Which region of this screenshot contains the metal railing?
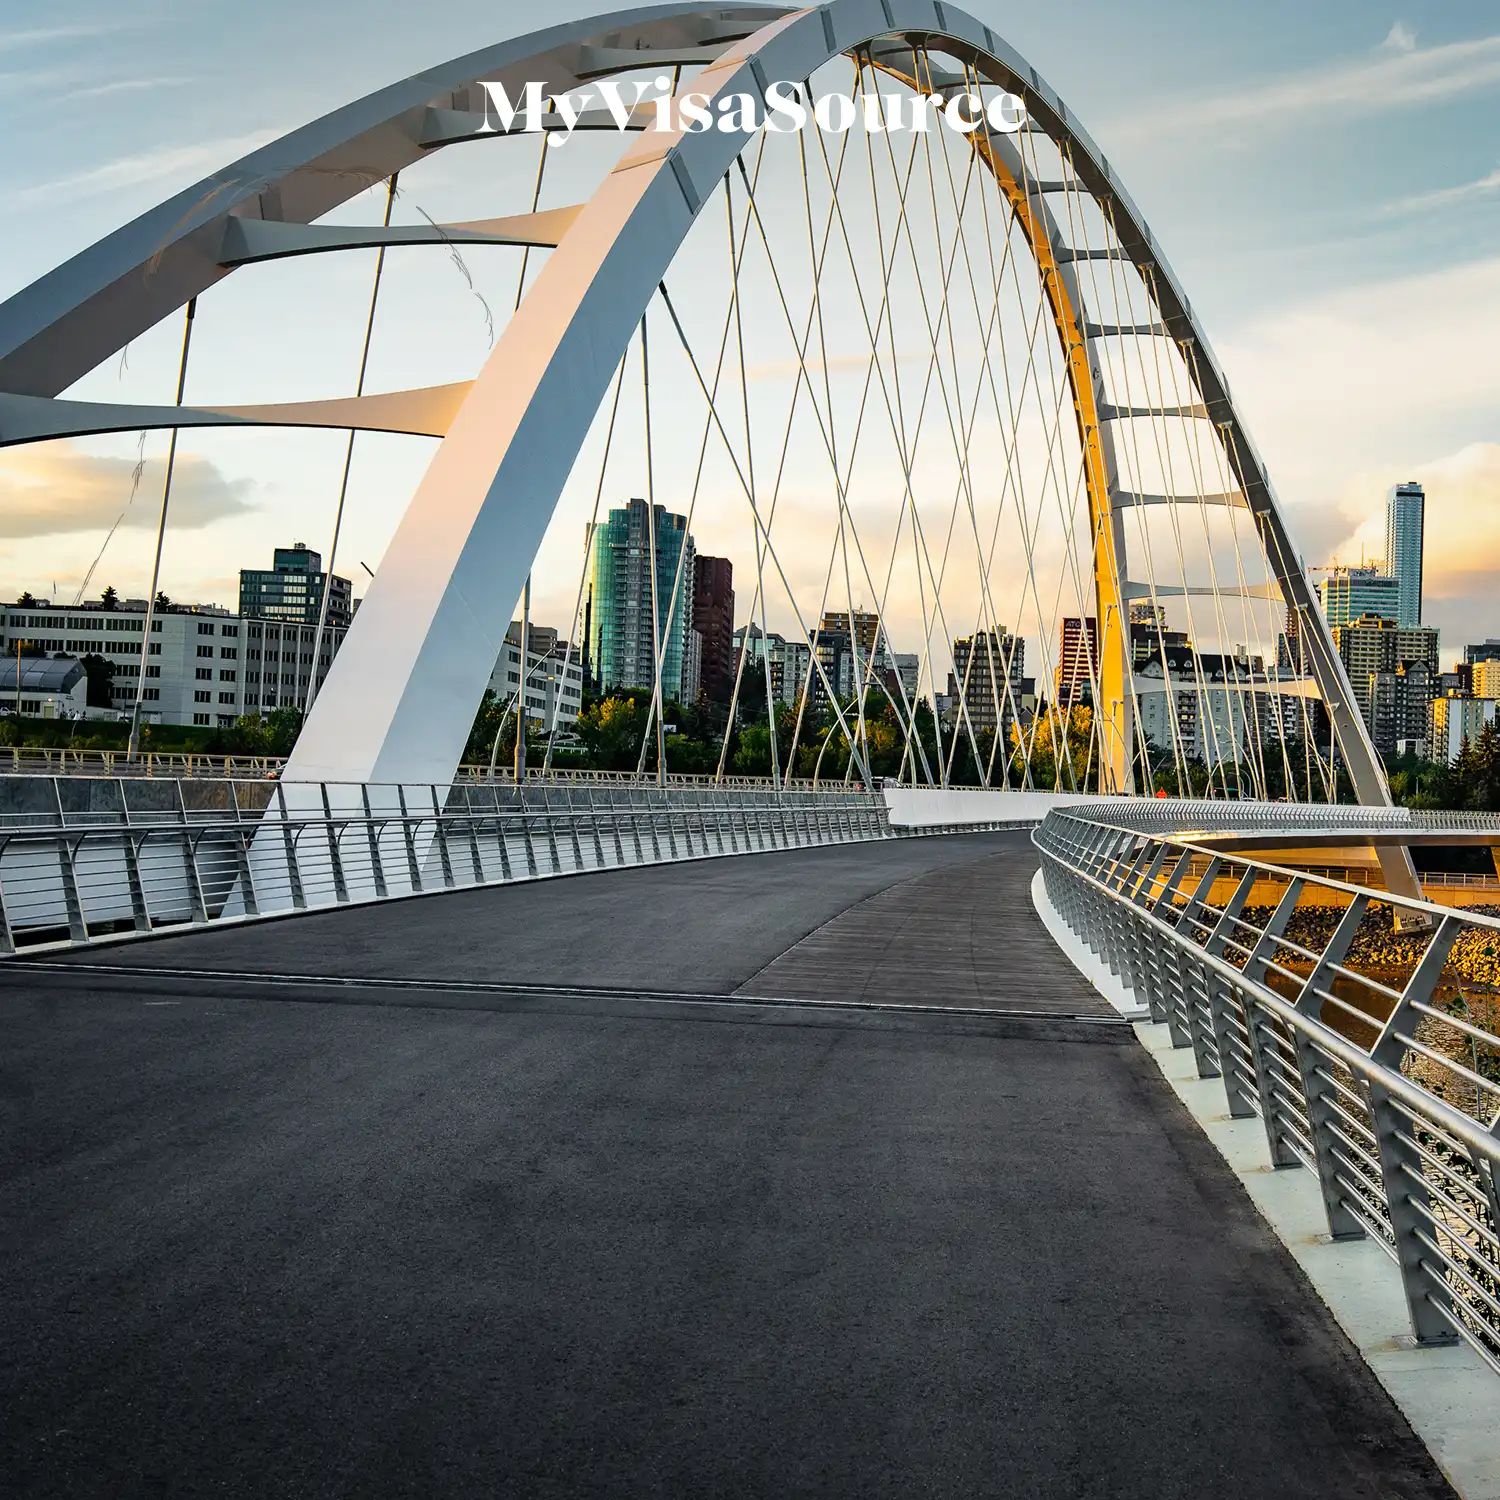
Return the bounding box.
[1035,800,1500,1378]
[0,746,833,789]
[0,777,892,953]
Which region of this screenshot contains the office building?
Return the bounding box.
[1463,640,1500,666]
[1369,661,1436,758]
[1472,661,1500,701]
[733,624,811,709]
[812,610,888,706]
[239,541,352,629]
[586,498,695,702]
[1318,566,1399,629]
[0,599,347,729]
[681,627,703,708]
[1385,481,1425,627]
[948,629,1025,736]
[1431,696,1500,763]
[691,555,735,706]
[486,622,584,727]
[1054,616,1097,709]
[892,653,920,701]
[1332,613,1439,739]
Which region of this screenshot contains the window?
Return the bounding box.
[219,669,235,682]
[219,692,235,705]
[143,688,159,702]
[196,645,213,658]
[193,713,210,725]
[197,622,215,635]
[195,667,212,680]
[194,690,211,703]
[219,647,237,660]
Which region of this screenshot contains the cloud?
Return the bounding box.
[1382,22,1418,55]
[12,129,279,206]
[1384,163,1500,215]
[66,76,188,102]
[0,445,255,539]
[1215,252,1500,515]
[0,22,125,53]
[1109,28,1500,142]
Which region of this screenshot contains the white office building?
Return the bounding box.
[486,622,584,727]
[0,600,347,729]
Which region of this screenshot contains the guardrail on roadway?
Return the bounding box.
[0,778,898,953]
[1034,800,1500,1379]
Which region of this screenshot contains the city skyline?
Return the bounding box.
[1,3,1498,660]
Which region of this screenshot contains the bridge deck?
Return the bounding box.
[0,835,1453,1497]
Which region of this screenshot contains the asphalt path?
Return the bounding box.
[0,835,1455,1498]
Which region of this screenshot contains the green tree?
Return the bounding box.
[99,585,119,611]
[79,653,116,710]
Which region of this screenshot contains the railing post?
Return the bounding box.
[320,785,350,904]
[1369,916,1464,1345]
[1242,878,1307,1169]
[431,785,457,888]
[361,784,388,900]
[1290,894,1372,1240]
[274,784,306,911]
[227,781,260,918]
[1200,866,1260,1117]
[396,785,424,893]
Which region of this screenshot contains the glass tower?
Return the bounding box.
[1384,481,1425,627]
[1318,565,1399,629]
[587,498,695,702]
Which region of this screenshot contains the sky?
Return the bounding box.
[2,0,1499,667]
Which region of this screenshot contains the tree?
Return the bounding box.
[80,653,116,710]
[262,706,303,756]
[154,591,171,610]
[575,693,649,770]
[99,585,119,611]
[1010,704,1095,790]
[14,591,36,607]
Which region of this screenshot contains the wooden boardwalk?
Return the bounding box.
[736,831,1110,1015]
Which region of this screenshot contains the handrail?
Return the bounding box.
[1034,799,1500,1378]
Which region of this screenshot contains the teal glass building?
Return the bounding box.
[587,498,695,701]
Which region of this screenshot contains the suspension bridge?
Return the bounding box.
[1,4,1497,1496]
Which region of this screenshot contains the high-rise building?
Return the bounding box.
[1472,660,1500,700]
[1369,660,1436,758]
[811,610,888,706]
[1464,640,1500,666]
[1385,481,1425,627]
[1431,695,1500,763]
[238,541,352,629]
[586,498,695,701]
[1054,616,1098,708]
[691,555,734,706]
[1318,565,1398,629]
[948,629,1025,735]
[732,624,811,709]
[1332,612,1439,738]
[681,627,703,707]
[892,653,920,701]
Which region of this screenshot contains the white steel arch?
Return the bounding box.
[0,0,1389,811]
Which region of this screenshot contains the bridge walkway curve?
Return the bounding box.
[0,832,1455,1497]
